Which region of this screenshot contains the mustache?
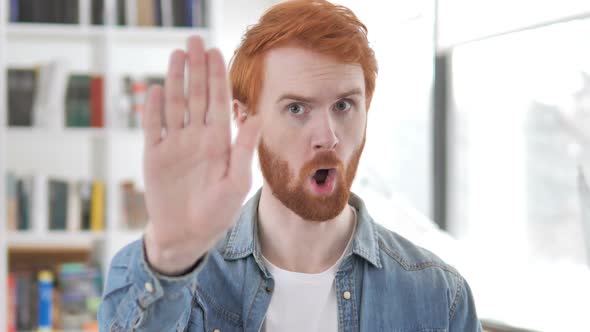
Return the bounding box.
[299,151,344,178]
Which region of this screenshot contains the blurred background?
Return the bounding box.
[1,0,589,331]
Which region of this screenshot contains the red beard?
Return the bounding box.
[258,137,365,221]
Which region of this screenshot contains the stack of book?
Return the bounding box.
[5,172,106,232]
[118,75,164,128]
[7,64,104,129]
[117,0,208,27]
[7,263,102,331]
[9,0,84,24]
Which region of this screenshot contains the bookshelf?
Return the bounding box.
[0,0,223,329]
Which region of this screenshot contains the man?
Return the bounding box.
[98,0,481,331]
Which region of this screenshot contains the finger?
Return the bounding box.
[203,48,231,157]
[187,36,208,129]
[205,48,230,129]
[227,114,262,191]
[164,49,187,131]
[143,85,164,147]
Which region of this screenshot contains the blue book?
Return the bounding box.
[10,0,19,22]
[185,0,194,27]
[154,0,162,26]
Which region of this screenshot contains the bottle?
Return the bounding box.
[38,270,54,332]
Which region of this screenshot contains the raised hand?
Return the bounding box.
[142,36,261,275]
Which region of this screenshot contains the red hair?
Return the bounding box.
[229,0,378,115]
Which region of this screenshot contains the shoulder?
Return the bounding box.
[374,221,461,278]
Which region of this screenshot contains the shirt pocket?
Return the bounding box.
[190,291,243,332]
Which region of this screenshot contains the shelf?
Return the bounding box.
[6,23,210,44]
[7,126,107,137]
[6,127,146,138]
[110,26,210,43]
[7,231,105,251]
[7,23,105,40]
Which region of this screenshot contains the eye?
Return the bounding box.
[334,99,352,112]
[287,103,306,115]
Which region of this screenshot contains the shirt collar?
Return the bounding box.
[221,188,383,269]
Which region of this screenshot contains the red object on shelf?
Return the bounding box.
[90,76,104,128]
[7,273,17,332]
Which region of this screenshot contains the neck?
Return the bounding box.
[257,184,356,273]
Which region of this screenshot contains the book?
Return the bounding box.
[90,180,105,232]
[66,74,92,127]
[172,0,186,27]
[7,68,37,126]
[91,0,104,25]
[126,0,138,26]
[185,0,194,28]
[6,172,19,231]
[79,181,92,231]
[90,76,104,128]
[130,80,147,128]
[32,59,69,130]
[58,263,102,330]
[67,180,81,232]
[10,0,19,22]
[137,0,155,26]
[15,271,34,330]
[48,179,69,230]
[117,0,126,25]
[7,274,17,332]
[154,0,162,26]
[16,176,33,230]
[160,0,173,26]
[63,0,80,24]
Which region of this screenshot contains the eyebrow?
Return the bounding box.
[276,88,364,104]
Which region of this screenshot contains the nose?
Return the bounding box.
[311,111,339,151]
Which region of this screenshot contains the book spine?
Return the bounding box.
[48,179,68,231]
[6,172,19,231]
[90,76,104,127]
[117,0,126,25]
[154,0,162,26]
[67,180,81,231]
[90,180,105,231]
[126,0,137,26]
[161,0,172,26]
[7,274,17,332]
[79,181,92,230]
[185,0,193,27]
[8,69,37,127]
[10,0,19,22]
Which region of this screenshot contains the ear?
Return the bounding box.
[232,99,249,127]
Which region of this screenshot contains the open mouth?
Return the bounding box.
[309,168,337,194]
[313,169,331,185]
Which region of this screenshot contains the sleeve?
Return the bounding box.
[449,275,482,332]
[97,237,208,331]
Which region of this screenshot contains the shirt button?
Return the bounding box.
[265,286,273,293]
[144,282,154,293]
[343,291,351,300]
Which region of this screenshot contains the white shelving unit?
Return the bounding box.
[0,0,223,326]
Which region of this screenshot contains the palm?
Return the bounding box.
[141,36,261,274]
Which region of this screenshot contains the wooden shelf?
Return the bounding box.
[7,231,105,251]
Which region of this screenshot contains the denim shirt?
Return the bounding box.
[98,189,482,332]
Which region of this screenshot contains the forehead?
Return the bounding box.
[263,46,364,97]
